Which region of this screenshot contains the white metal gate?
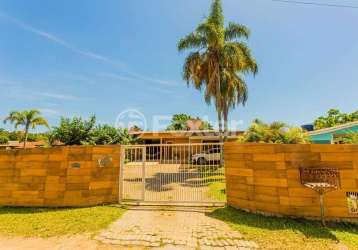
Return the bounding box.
[120,143,226,205]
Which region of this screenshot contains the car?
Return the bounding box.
[191,147,221,165]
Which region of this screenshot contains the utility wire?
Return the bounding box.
[272,0,358,9]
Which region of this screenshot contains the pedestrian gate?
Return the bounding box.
[120,143,226,205]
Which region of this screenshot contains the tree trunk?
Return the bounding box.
[23,126,29,149]
[223,107,229,142]
[217,111,222,132]
[215,63,223,142]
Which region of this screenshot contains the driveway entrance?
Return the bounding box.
[119,143,226,205]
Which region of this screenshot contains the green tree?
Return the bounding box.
[3,110,49,148]
[178,0,257,140]
[338,132,358,144]
[0,129,9,144]
[166,114,192,131]
[0,135,9,144]
[314,109,358,130]
[51,115,96,145]
[8,131,21,141]
[166,114,213,131]
[239,119,309,144]
[92,125,133,145]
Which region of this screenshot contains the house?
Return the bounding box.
[128,130,241,163]
[130,118,242,144]
[0,140,48,150]
[307,121,358,144]
[129,130,242,145]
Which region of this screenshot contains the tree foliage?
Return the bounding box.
[337,132,358,144]
[50,115,133,145]
[0,129,9,144]
[3,110,49,148]
[314,109,358,130]
[50,115,96,145]
[166,114,213,131]
[0,135,9,144]
[92,125,133,145]
[178,0,257,139]
[239,119,310,144]
[0,129,47,142]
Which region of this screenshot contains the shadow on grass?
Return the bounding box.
[0,207,69,215]
[207,207,358,241]
[0,205,126,215]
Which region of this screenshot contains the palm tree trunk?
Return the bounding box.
[23,126,29,149]
[215,63,223,142]
[223,107,229,142]
[217,111,223,133]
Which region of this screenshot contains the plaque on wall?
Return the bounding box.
[299,167,341,226]
[299,167,341,192]
[98,155,113,168]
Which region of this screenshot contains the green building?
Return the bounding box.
[307,121,358,144]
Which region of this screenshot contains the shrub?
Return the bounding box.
[8,131,22,141]
[19,133,47,142]
[238,119,310,144]
[50,115,134,146]
[0,135,9,144]
[51,115,96,145]
[166,113,213,131]
[338,132,358,144]
[92,125,133,145]
[314,109,358,130]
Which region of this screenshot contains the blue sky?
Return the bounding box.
[0,0,357,131]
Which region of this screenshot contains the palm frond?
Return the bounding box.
[225,22,250,41]
[3,111,25,126]
[183,52,204,89]
[235,42,258,75]
[196,22,223,47]
[31,117,50,129]
[208,0,224,27]
[178,33,207,52]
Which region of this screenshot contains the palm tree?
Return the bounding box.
[178,0,257,140]
[3,110,49,148]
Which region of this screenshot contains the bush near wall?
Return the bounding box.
[0,145,120,207]
[224,143,358,222]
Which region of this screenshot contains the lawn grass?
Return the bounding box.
[208,206,358,250]
[206,181,226,201]
[0,205,125,237]
[203,174,226,201]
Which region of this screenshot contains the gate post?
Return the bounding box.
[119,146,125,202]
[141,146,146,201]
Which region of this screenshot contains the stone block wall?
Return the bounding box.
[225,143,358,221]
[0,146,120,207]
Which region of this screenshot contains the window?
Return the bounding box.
[208,148,220,154]
[347,192,358,214]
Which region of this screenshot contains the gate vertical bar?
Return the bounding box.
[142,146,146,201]
[119,146,125,202]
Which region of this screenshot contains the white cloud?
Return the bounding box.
[99,72,180,87]
[0,11,125,68]
[0,11,181,92]
[127,71,180,86]
[0,80,82,101]
[38,108,63,118]
[98,72,134,82]
[39,92,80,101]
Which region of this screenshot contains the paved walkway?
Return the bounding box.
[96,207,258,250]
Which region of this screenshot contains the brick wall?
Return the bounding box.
[0,146,120,207]
[225,143,358,221]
